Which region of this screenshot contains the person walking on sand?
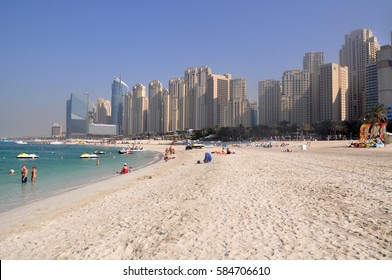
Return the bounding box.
[31,166,37,181]
[21,165,28,183]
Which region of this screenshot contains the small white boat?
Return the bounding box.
[15,140,28,145]
[118,148,133,154]
[80,153,100,159]
[50,141,65,145]
[130,146,144,152]
[94,150,105,154]
[17,152,39,159]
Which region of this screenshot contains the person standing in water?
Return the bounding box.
[31,166,37,181]
[21,165,28,183]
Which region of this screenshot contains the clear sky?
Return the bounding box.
[0,0,391,138]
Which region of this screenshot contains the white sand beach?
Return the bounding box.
[0,140,391,259]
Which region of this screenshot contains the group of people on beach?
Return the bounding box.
[164,145,176,162]
[11,165,37,183]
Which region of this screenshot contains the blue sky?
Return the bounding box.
[0,0,391,137]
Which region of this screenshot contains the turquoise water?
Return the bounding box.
[0,142,161,213]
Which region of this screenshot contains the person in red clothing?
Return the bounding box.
[118,163,128,174]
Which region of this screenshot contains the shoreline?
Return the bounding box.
[0,142,167,238]
[0,140,391,259]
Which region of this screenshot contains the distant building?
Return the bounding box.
[226,79,247,127]
[258,79,281,126]
[111,77,129,134]
[184,66,211,130]
[303,52,324,123]
[377,45,392,120]
[281,70,311,124]
[319,63,348,121]
[95,97,111,124]
[169,78,186,131]
[365,63,379,111]
[206,73,231,128]
[87,123,117,136]
[51,123,62,138]
[340,28,380,120]
[147,80,164,133]
[66,93,89,136]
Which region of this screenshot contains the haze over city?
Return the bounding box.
[1,0,391,138]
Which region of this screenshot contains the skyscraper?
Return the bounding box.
[206,73,231,128]
[169,78,186,131]
[281,70,311,124]
[303,52,324,123]
[66,93,89,136]
[147,80,164,133]
[184,66,211,130]
[339,29,379,120]
[258,79,281,126]
[227,79,247,127]
[377,45,392,120]
[319,63,348,121]
[132,84,148,135]
[95,97,111,124]
[365,63,379,111]
[111,77,129,133]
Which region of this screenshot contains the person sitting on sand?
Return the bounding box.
[203,152,212,163]
[118,163,128,174]
[164,152,175,162]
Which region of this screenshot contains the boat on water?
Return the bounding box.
[80,153,100,159]
[118,146,144,154]
[50,141,65,145]
[94,150,105,154]
[118,148,134,154]
[130,146,144,151]
[15,140,28,145]
[17,152,39,159]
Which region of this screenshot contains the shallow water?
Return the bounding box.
[0,142,160,213]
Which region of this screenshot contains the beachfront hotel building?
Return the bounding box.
[319,63,348,121]
[94,97,111,124]
[51,123,62,137]
[377,44,392,120]
[147,80,164,133]
[339,29,380,121]
[226,79,247,127]
[303,52,324,123]
[206,73,232,128]
[122,84,149,136]
[169,78,186,131]
[184,66,211,130]
[66,93,89,136]
[258,79,281,126]
[281,70,311,124]
[132,83,149,135]
[111,77,129,133]
[365,63,379,111]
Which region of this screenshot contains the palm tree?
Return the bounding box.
[363,104,387,124]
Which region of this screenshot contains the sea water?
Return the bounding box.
[0,142,161,213]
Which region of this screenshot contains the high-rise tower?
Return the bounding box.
[111,77,129,133]
[303,52,324,123]
[339,29,379,120]
[66,93,89,136]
